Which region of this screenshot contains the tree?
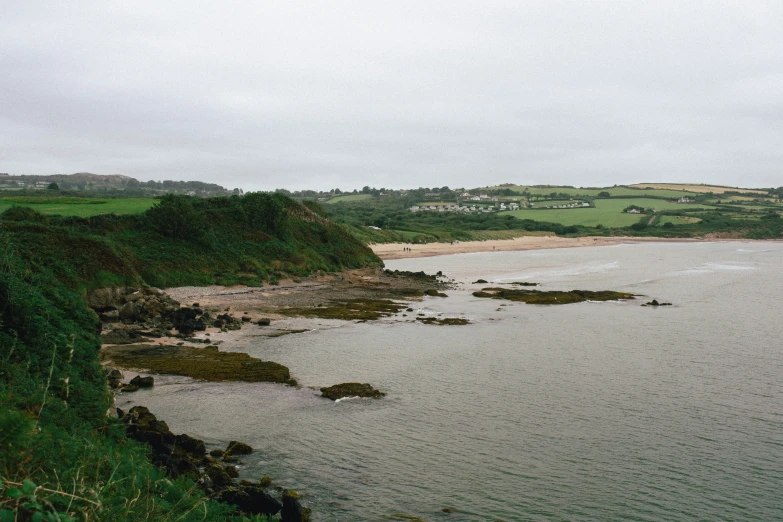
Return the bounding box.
[146,195,207,239]
[47,182,59,190]
[598,191,611,197]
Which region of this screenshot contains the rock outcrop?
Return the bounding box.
[320,382,386,401]
[118,406,295,517]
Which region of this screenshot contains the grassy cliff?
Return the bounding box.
[0,193,381,520]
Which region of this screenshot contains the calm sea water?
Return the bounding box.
[122,242,783,521]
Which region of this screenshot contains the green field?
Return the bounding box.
[528,199,587,207]
[657,215,702,226]
[506,198,714,228]
[324,194,373,204]
[0,197,156,216]
[493,185,700,199]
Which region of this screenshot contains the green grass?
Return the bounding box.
[392,229,425,238]
[505,198,714,228]
[0,197,156,216]
[324,194,373,204]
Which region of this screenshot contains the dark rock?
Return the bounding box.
[118,302,139,322]
[258,475,272,488]
[224,465,239,478]
[320,382,386,401]
[174,433,206,456]
[130,375,154,388]
[219,484,282,516]
[643,299,672,307]
[121,384,140,392]
[281,489,311,522]
[257,318,271,326]
[473,279,488,284]
[209,449,225,458]
[107,369,123,388]
[241,316,252,322]
[206,465,234,489]
[424,289,448,297]
[192,302,200,308]
[226,441,253,455]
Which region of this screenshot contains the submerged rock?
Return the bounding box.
[643,299,672,307]
[416,317,470,325]
[320,382,386,401]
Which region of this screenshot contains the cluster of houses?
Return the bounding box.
[0,180,51,189]
[460,192,499,202]
[409,201,520,214]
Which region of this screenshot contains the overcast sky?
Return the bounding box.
[2,1,781,191]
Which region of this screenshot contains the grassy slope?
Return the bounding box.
[0,194,381,520]
[324,194,373,204]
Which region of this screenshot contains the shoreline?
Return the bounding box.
[371,236,714,260]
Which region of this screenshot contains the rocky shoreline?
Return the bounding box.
[94,268,455,520]
[118,402,310,520]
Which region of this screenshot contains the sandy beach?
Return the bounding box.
[371,235,705,260]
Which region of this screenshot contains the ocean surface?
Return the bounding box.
[121,241,783,521]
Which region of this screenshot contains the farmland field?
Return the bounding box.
[628,183,767,194]
[657,215,702,226]
[505,198,714,228]
[488,185,700,199]
[0,196,156,216]
[324,194,373,204]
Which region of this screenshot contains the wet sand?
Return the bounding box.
[371,236,705,260]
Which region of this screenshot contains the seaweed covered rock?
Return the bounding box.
[472,287,635,305]
[226,440,253,455]
[320,382,386,401]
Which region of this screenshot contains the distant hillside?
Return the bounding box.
[0,172,235,197]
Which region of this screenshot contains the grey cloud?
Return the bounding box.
[1,1,782,190]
